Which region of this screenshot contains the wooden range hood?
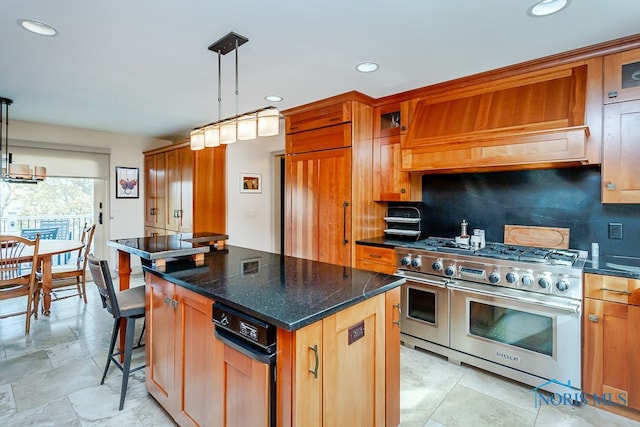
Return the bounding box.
[400,60,598,173]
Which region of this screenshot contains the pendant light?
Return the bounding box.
[190,32,281,150]
[0,97,47,183]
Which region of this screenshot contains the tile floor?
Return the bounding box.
[1,276,639,426]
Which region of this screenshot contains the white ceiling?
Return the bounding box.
[2,0,640,141]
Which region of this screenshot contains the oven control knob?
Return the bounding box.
[401,256,411,266]
[556,279,570,292]
[521,275,534,287]
[445,265,456,276]
[489,272,500,284]
[506,272,518,284]
[431,261,442,272]
[410,257,422,268]
[538,277,550,289]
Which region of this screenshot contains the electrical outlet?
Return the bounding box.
[608,222,623,239]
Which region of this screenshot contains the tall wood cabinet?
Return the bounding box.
[146,274,217,426]
[144,141,226,236]
[602,48,640,203]
[276,287,401,427]
[583,273,640,411]
[283,92,385,267]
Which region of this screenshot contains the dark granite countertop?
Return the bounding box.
[143,245,405,331]
[584,254,640,279]
[107,232,228,260]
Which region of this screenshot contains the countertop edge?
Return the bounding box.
[143,265,405,331]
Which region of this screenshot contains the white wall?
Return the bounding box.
[225,134,285,253]
[9,119,170,270]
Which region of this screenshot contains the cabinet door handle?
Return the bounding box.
[309,344,319,379]
[608,90,618,99]
[343,201,349,244]
[150,207,156,216]
[588,314,599,323]
[601,287,631,295]
[172,299,179,308]
[164,296,171,305]
[368,253,382,259]
[393,303,401,327]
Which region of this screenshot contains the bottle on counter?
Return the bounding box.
[460,219,469,237]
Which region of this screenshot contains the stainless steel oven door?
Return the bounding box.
[400,273,449,347]
[448,281,581,388]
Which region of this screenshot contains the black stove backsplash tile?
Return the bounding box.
[419,166,639,257]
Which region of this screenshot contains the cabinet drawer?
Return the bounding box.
[584,273,640,305]
[355,245,396,274]
[286,101,351,134]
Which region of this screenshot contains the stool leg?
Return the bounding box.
[102,318,120,385]
[119,316,136,411]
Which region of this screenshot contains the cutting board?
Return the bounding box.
[504,225,570,249]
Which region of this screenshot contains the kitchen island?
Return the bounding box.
[137,244,404,427]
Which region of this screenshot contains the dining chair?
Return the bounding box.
[87,254,145,411]
[20,228,59,240]
[41,223,96,304]
[39,219,71,264]
[0,234,41,334]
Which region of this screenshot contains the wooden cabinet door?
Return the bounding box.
[166,148,182,232]
[213,333,271,427]
[292,321,322,427]
[173,286,216,426]
[373,135,421,201]
[285,147,352,267]
[145,275,175,409]
[193,145,226,234]
[583,298,640,410]
[179,146,194,232]
[604,48,640,104]
[355,244,397,274]
[144,153,166,228]
[166,147,194,232]
[322,294,385,426]
[602,100,640,203]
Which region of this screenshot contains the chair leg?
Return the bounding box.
[102,318,120,385]
[137,319,146,347]
[119,316,137,411]
[25,289,33,334]
[81,274,87,303]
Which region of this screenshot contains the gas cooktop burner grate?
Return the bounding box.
[400,238,582,267]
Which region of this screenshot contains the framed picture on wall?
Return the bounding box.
[240,173,262,193]
[115,166,139,199]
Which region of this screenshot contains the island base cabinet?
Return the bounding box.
[146,274,217,427]
[277,290,400,426]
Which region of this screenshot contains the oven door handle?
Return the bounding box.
[394,272,448,288]
[447,283,581,316]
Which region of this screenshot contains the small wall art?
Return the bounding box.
[116,166,139,198]
[240,173,262,193]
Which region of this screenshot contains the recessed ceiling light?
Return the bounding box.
[265,95,283,102]
[17,19,58,36]
[356,62,379,73]
[527,0,571,17]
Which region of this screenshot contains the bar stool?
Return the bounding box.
[87,254,145,410]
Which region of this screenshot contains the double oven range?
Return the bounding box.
[396,238,586,394]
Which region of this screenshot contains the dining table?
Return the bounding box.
[22,239,84,316]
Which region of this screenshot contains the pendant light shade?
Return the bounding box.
[258,108,280,137]
[204,125,220,147]
[189,32,282,150]
[237,114,257,140]
[220,121,237,144]
[190,129,205,150]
